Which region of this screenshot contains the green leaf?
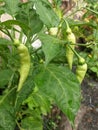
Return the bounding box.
[33,91,51,115]
[93,29,98,42]
[21,117,43,130]
[0,38,12,45]
[90,66,98,72]
[3,0,20,16]
[0,69,13,88]
[0,103,16,130]
[14,76,34,112]
[25,89,51,115]
[0,20,30,36]
[29,14,43,35]
[39,33,64,65]
[34,64,81,126]
[35,1,59,28]
[0,87,16,130]
[31,0,52,6]
[0,9,5,15]
[15,7,43,36]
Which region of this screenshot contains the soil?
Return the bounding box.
[77,78,98,130]
[44,77,98,130]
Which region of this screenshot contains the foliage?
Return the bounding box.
[0,0,98,130]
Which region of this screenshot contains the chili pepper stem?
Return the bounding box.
[68,45,85,64]
[64,20,72,34]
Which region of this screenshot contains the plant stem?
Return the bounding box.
[0,86,17,104]
[85,7,98,15]
[68,44,81,59]
[16,120,25,130]
[70,42,94,47]
[8,73,15,88]
[5,28,14,41]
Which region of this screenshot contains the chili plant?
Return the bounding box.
[0,0,92,130]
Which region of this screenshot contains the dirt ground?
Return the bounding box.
[77,78,98,130]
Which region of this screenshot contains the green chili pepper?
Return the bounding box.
[14,39,30,91]
[49,27,58,36]
[65,20,76,70]
[76,56,87,84]
[68,45,87,84]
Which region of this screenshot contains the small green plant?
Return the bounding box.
[1,0,97,130]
